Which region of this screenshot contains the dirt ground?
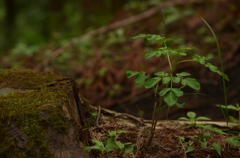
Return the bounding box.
[86,122,240,158]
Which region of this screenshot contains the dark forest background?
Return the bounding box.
[1,0,240,120]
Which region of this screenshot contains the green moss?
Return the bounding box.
[0,69,74,157]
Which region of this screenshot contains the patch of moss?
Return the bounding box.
[0,69,74,157]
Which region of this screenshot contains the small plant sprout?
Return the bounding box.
[178,111,211,126]
[176,136,195,155]
[216,103,240,123]
[84,130,135,157]
[126,34,228,146]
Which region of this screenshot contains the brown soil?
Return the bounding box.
[86,123,240,158]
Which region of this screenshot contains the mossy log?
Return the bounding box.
[0,69,90,158]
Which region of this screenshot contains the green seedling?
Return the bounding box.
[225,136,240,147]
[84,130,135,157]
[177,128,224,156]
[176,136,195,155]
[178,111,211,127]
[197,131,212,148]
[126,33,228,146]
[195,124,226,135]
[216,103,240,123]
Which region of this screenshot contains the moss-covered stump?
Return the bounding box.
[0,69,90,158]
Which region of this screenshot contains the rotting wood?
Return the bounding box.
[0,69,90,158]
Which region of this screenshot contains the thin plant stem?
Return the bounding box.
[201,17,229,126]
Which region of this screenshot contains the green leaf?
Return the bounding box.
[187,111,196,119]
[229,116,240,123]
[145,51,157,59]
[203,125,226,135]
[176,102,186,108]
[181,78,200,90]
[219,72,229,81]
[125,145,134,154]
[201,140,208,148]
[186,146,194,153]
[172,77,181,83]
[105,136,117,151]
[109,131,117,136]
[164,91,177,106]
[84,140,105,151]
[216,104,240,111]
[126,71,139,78]
[159,88,171,96]
[225,136,240,146]
[212,143,221,156]
[115,130,127,134]
[176,72,191,77]
[135,73,149,84]
[205,63,218,72]
[146,34,165,41]
[158,47,169,55]
[154,71,168,77]
[115,141,124,149]
[178,117,189,121]
[131,34,165,41]
[171,88,183,97]
[131,34,148,40]
[162,76,171,84]
[195,116,211,121]
[169,49,178,55]
[144,77,161,88]
[192,55,209,64]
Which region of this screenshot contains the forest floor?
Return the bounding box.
[86,122,240,158]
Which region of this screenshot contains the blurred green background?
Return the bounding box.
[1,0,239,120]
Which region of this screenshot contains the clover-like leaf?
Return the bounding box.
[145,51,157,59]
[176,72,191,77]
[187,111,196,119]
[159,88,171,96]
[135,73,149,84]
[126,71,140,78]
[172,77,181,83]
[164,91,178,106]
[144,77,161,88]
[181,78,200,90]
[171,88,183,97]
[176,102,186,108]
[155,71,168,77]
[125,145,135,154]
[162,76,171,84]
[186,146,195,153]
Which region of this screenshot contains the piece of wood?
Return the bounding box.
[0,69,90,158]
[90,105,240,131]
